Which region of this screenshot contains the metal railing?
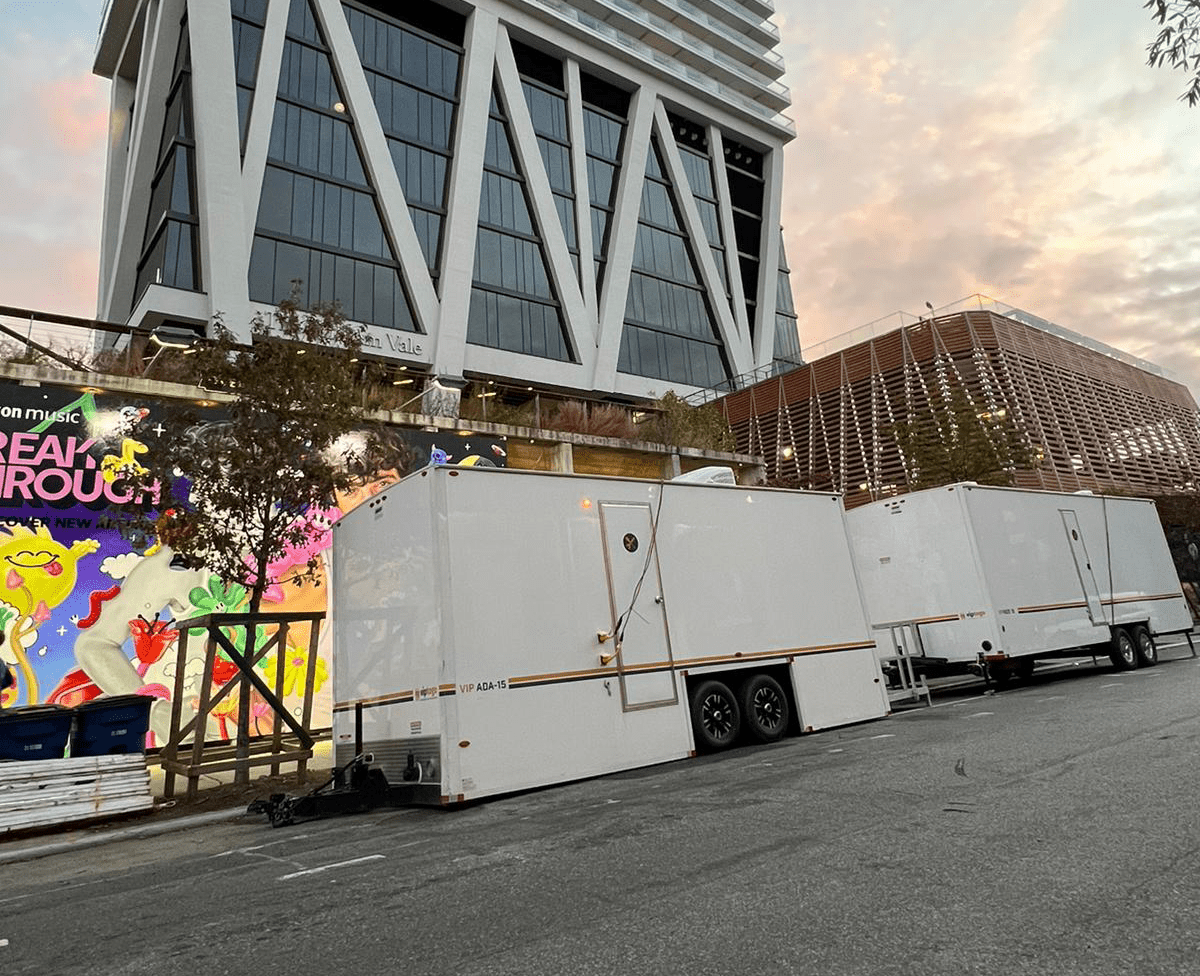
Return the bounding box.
[799,294,1172,379]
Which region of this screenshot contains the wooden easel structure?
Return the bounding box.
[159,610,324,800]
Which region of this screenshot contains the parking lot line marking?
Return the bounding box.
[870,734,895,740]
[278,854,385,881]
[213,835,310,858]
[1100,683,1125,688]
[966,712,994,719]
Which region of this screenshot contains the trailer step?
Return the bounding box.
[876,621,933,708]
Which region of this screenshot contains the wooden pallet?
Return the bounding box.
[0,754,153,835]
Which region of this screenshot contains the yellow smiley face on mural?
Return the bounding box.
[0,525,100,618]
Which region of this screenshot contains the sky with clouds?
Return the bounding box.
[1,0,1197,396]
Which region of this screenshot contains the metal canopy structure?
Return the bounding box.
[717,309,1200,505]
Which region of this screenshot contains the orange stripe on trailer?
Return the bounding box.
[875,613,965,628]
[1104,592,1186,606]
[508,666,611,687]
[332,689,415,713]
[1019,592,1185,614]
[507,641,878,689]
[1017,601,1088,614]
[674,640,876,668]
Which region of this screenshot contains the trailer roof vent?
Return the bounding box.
[671,466,736,485]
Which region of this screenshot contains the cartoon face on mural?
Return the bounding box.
[0,522,100,704]
[0,381,507,744]
[0,523,100,617]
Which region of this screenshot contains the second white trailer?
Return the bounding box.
[846,483,1194,684]
[331,466,889,804]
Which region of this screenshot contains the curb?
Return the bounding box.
[0,806,251,866]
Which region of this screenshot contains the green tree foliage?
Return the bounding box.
[892,389,1034,490]
[1146,0,1200,106]
[112,298,406,613]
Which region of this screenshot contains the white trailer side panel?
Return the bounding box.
[440,471,690,799]
[656,490,871,663]
[331,473,447,781]
[333,467,889,803]
[791,646,892,729]
[653,486,888,729]
[845,489,1002,661]
[965,488,1192,650]
[847,484,1191,667]
[1104,498,1193,632]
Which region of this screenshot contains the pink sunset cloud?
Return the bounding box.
[0,3,1196,402]
[776,2,1200,398]
[0,32,105,320]
[38,73,110,153]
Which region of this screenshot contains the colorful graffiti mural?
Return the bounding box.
[0,379,505,739]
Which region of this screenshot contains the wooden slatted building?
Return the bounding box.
[715,306,1200,507]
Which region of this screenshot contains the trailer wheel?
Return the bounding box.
[739,674,790,743]
[1109,628,1138,671]
[690,680,741,750]
[1132,625,1158,668]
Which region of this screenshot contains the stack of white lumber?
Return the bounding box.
[0,754,153,835]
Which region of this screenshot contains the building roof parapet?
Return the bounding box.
[799,295,1172,381]
[94,0,137,77]
[574,0,790,107]
[685,0,780,45]
[520,0,795,137]
[635,0,785,78]
[687,294,1183,406]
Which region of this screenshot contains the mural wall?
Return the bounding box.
[0,378,504,742]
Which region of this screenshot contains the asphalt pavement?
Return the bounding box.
[4,634,1200,975]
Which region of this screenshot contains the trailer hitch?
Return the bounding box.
[247,752,389,828]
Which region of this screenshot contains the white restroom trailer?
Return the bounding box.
[330,466,889,804]
[845,483,1193,683]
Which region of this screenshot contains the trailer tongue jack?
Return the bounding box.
[247,749,430,827]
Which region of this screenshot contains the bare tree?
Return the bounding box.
[112,297,405,613]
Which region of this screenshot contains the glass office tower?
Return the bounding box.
[94,0,801,401]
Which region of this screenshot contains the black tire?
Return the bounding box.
[690,679,741,750]
[1132,625,1158,668]
[739,673,790,743]
[1013,657,1035,681]
[1109,627,1137,671]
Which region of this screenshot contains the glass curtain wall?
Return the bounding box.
[772,233,802,371]
[135,17,201,306]
[581,73,628,297]
[231,0,268,154]
[467,86,573,361]
[724,137,764,339]
[248,0,417,331]
[669,113,729,303]
[342,0,465,286]
[617,138,730,389]
[512,41,579,283]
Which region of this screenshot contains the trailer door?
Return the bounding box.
[599,502,678,710]
[1060,509,1105,623]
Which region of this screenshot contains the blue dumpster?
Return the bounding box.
[0,705,74,761]
[71,695,153,756]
